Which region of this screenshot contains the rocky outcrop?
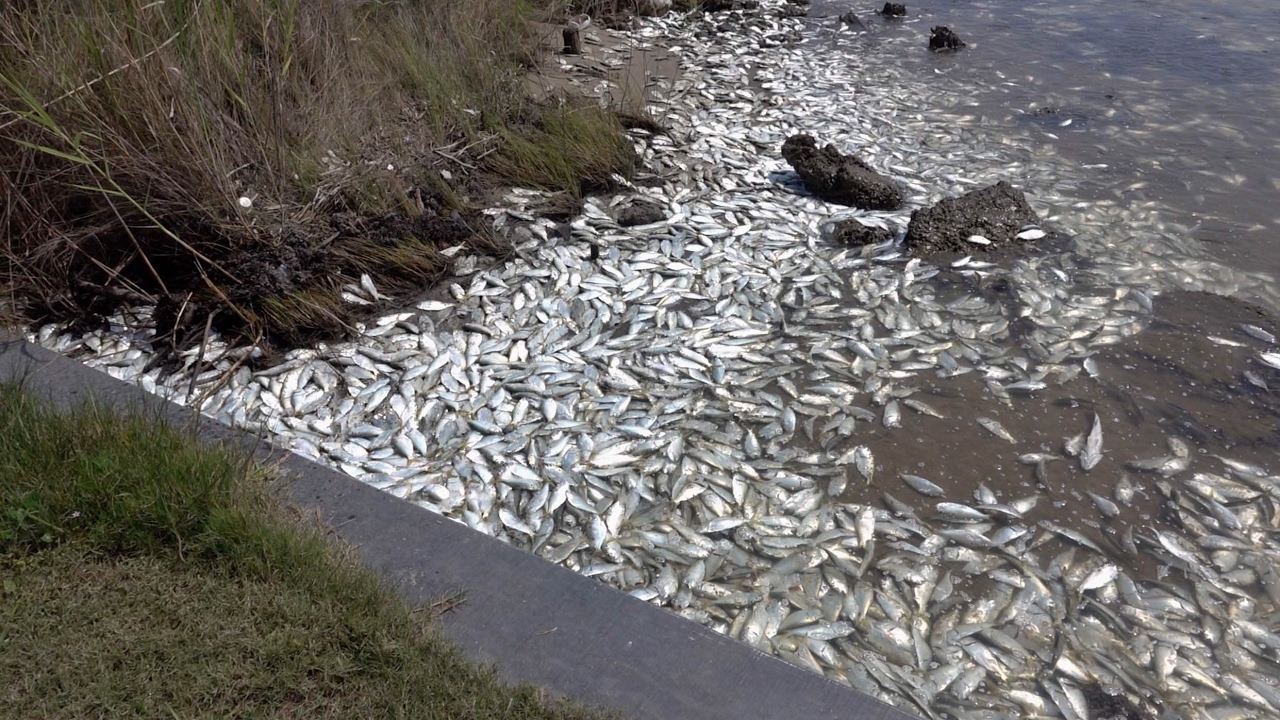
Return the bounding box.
[781,135,902,210]
[839,11,866,28]
[929,26,965,51]
[615,199,667,227]
[879,3,906,17]
[830,220,894,247]
[903,181,1041,255]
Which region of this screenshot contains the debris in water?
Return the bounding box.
[781,134,902,210]
[928,26,966,51]
[879,2,906,17]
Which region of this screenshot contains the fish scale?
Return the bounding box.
[31,1,1280,718]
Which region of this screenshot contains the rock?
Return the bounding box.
[839,11,866,28]
[830,220,894,247]
[904,181,1040,255]
[929,26,965,51]
[879,3,906,17]
[781,135,902,210]
[615,200,667,227]
[635,0,672,16]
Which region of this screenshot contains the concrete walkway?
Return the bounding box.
[1,338,915,720]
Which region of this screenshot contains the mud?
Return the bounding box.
[828,219,895,246]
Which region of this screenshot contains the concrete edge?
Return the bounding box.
[0,337,916,720]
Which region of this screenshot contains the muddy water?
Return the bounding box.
[837,289,1280,580]
[814,0,1280,280]
[796,0,1280,573]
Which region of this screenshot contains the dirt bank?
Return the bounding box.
[1,0,636,358]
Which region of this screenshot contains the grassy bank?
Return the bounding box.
[0,385,619,719]
[0,0,634,351]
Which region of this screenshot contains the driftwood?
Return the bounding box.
[562,27,582,55]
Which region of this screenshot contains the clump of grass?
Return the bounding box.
[0,0,632,351]
[0,384,620,720]
[0,385,266,560]
[487,105,636,193]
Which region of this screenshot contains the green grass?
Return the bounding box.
[0,0,633,347]
[487,105,637,194]
[0,385,621,720]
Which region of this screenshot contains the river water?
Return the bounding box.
[816,0,1280,280]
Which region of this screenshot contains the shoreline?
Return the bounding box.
[21,2,1280,720]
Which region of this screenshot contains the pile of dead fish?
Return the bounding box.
[32,2,1280,719]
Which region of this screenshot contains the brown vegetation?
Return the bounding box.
[0,0,634,353]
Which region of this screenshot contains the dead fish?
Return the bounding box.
[854,446,874,484]
[1019,453,1058,465]
[1115,474,1136,506]
[936,502,989,523]
[1087,491,1120,518]
[1080,413,1103,471]
[903,398,946,419]
[1241,324,1276,344]
[976,417,1017,444]
[883,399,902,429]
[36,12,1280,720]
[1063,433,1084,458]
[901,473,946,498]
[1079,562,1119,592]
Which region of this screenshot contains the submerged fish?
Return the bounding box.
[900,473,946,498]
[976,417,1018,444]
[1080,413,1103,471]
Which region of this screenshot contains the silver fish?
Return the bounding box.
[1080,413,1103,471]
[900,473,946,498]
[976,417,1018,444]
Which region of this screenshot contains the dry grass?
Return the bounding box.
[0,0,633,351]
[0,384,622,719]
